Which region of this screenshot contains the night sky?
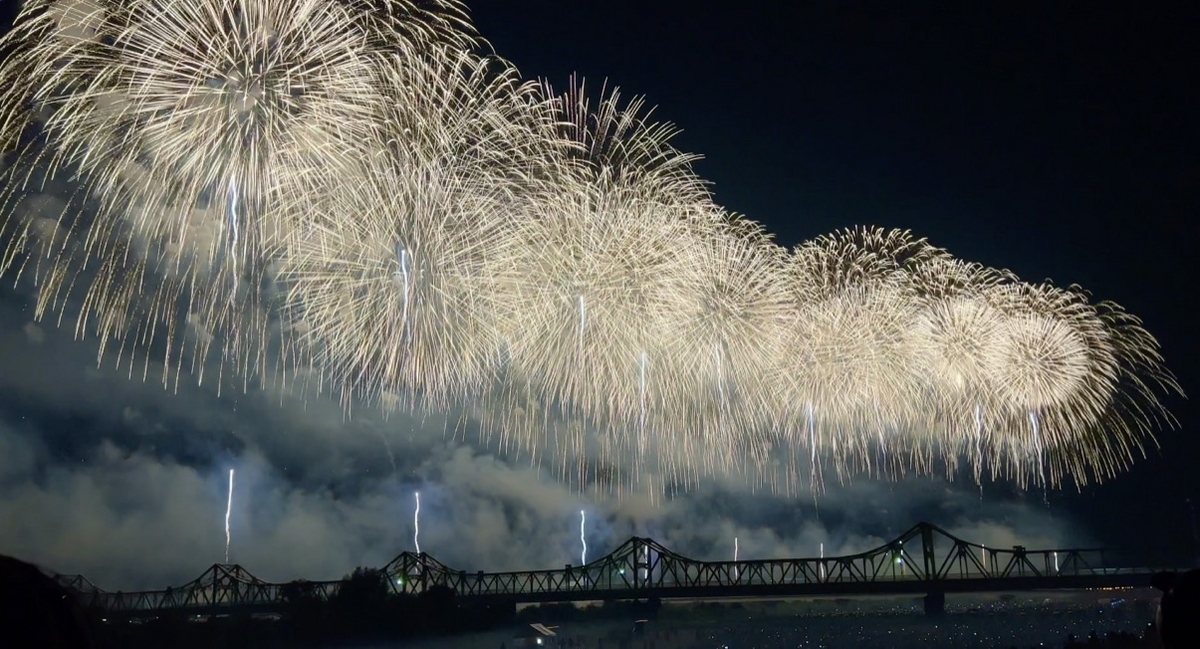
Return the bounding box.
[0,1,1196,588]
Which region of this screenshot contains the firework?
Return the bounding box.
[962,281,1177,488]
[277,48,563,410]
[0,2,1179,495]
[484,81,718,482]
[770,229,937,482]
[654,217,791,481]
[0,0,469,385]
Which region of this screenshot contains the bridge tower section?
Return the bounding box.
[632,538,652,591]
[920,524,946,617]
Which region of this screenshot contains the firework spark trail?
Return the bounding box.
[226,178,240,300]
[394,242,412,347]
[580,510,587,565]
[577,295,586,360]
[414,491,421,554]
[733,536,739,580]
[973,403,984,485]
[225,468,234,564]
[714,343,726,406]
[807,402,818,488]
[638,350,648,454]
[1029,409,1048,503]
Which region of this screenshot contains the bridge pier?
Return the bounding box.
[923,591,945,617]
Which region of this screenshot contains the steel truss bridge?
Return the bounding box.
[53,522,1183,619]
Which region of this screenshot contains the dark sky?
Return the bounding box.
[461,1,1200,546]
[0,1,1196,586]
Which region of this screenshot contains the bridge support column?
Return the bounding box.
[923,591,945,617]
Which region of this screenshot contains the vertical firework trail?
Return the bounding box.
[638,351,648,454]
[580,510,587,565]
[1029,410,1048,503]
[576,295,586,358]
[414,491,421,554]
[974,403,985,492]
[820,542,826,580]
[714,343,726,407]
[642,544,649,581]
[394,243,412,347]
[733,536,739,580]
[224,469,234,564]
[225,179,240,299]
[807,402,819,492]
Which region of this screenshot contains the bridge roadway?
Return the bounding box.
[53,522,1184,618]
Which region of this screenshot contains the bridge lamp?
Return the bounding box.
[395,578,404,585]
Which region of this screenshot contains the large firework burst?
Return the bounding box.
[0,0,470,382]
[484,82,720,482]
[277,47,562,411]
[0,2,1180,495]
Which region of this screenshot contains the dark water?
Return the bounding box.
[403,592,1157,649]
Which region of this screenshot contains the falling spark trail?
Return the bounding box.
[642,544,649,581]
[873,399,886,453]
[974,403,984,489]
[580,510,587,565]
[638,351,648,449]
[733,536,739,580]
[714,343,726,406]
[225,179,240,298]
[414,491,421,554]
[576,295,586,358]
[224,469,234,564]
[1053,551,1059,573]
[807,402,818,493]
[1029,410,1048,503]
[819,542,825,580]
[394,243,412,344]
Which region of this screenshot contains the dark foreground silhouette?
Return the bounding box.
[2,556,1198,649]
[0,555,96,648]
[1153,569,1200,649]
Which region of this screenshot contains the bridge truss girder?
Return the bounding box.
[69,521,1177,615]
